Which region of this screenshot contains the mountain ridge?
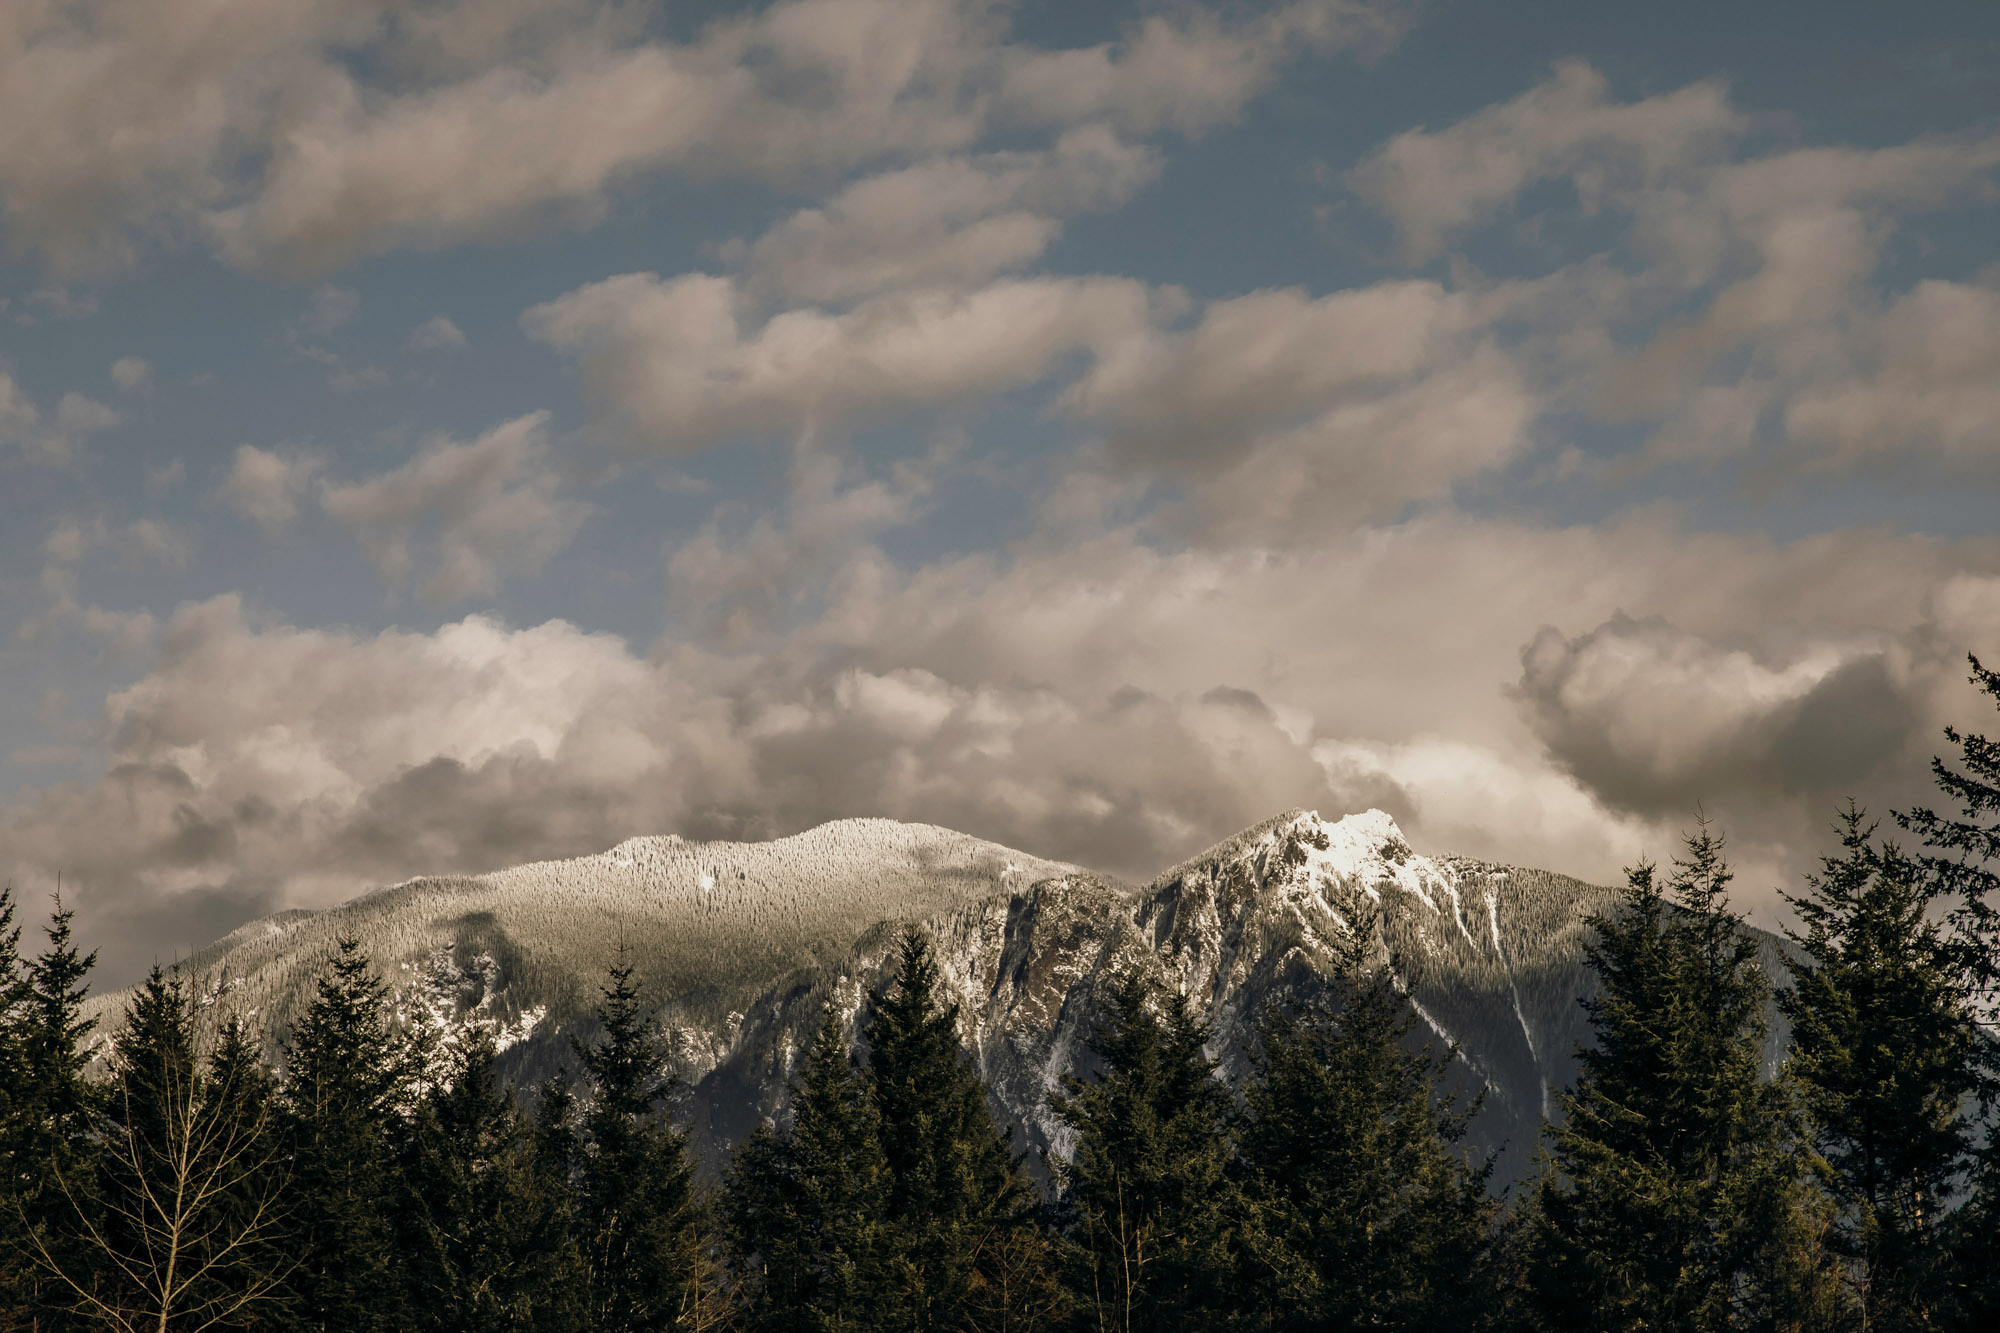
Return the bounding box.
[86,808,1779,1188]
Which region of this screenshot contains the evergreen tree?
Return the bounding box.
[1893,654,2000,1327]
[1050,972,1237,1333]
[200,1016,292,1329]
[0,882,37,1324]
[398,1033,549,1331]
[1947,1149,2000,1331]
[571,955,728,1332]
[1530,828,1812,1333]
[282,934,412,1332]
[10,892,104,1330]
[865,927,1041,1332]
[518,1073,591,1333]
[1897,654,2000,990]
[726,1003,898,1333]
[1236,938,1496,1332]
[1778,806,1978,1328]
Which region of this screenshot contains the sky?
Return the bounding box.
[3,0,1999,986]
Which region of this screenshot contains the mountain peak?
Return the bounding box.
[1148,806,1430,906]
[1298,807,1434,902]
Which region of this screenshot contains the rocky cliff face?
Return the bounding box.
[677,808,1621,1186]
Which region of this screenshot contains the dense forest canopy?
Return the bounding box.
[4,658,1999,1331]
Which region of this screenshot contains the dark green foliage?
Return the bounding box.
[7,893,104,1330]
[1946,1148,2000,1331]
[570,955,729,1332]
[0,883,37,1326]
[1050,973,1238,1333]
[1529,827,1820,1332]
[199,1016,291,1329]
[1236,936,1497,1331]
[1779,806,1978,1328]
[726,1004,897,1332]
[1893,656,2000,1328]
[865,928,1044,1332]
[282,934,413,1332]
[524,1075,592,1332]
[398,1034,557,1331]
[1897,654,2000,979]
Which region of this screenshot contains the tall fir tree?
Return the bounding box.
[1779,806,1978,1329]
[1050,972,1238,1333]
[199,1015,291,1330]
[525,1073,591,1333]
[1530,827,1819,1333]
[10,892,104,1331]
[282,934,412,1332]
[1235,935,1496,1332]
[570,955,728,1332]
[1893,654,2000,1328]
[865,927,1042,1332]
[726,1003,898,1333]
[397,1033,551,1331]
[0,882,36,1325]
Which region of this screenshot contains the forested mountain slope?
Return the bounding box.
[690,809,1688,1184]
[88,809,1786,1187]
[85,818,1086,1088]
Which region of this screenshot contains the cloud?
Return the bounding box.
[1065,281,1535,534]
[213,1,999,271]
[318,411,590,603]
[0,0,365,272]
[219,445,324,535]
[996,0,1409,138]
[1350,59,1747,264]
[0,0,1404,274]
[0,376,121,466]
[298,284,360,337]
[0,376,36,450]
[37,514,193,576]
[146,459,186,500]
[0,598,690,979]
[25,287,101,320]
[110,356,152,393]
[15,515,187,653]
[666,441,955,643]
[10,507,2000,984]
[1780,278,2000,469]
[408,314,467,351]
[525,271,1162,451]
[1601,138,2000,427]
[1338,62,2000,492]
[735,126,1162,304]
[1513,613,1921,816]
[12,44,2000,996]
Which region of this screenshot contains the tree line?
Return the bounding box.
[4,656,2000,1332]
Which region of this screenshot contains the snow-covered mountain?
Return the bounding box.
[688,809,1629,1184]
[89,809,1778,1187]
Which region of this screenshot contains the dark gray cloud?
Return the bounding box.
[1514,613,1920,817]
